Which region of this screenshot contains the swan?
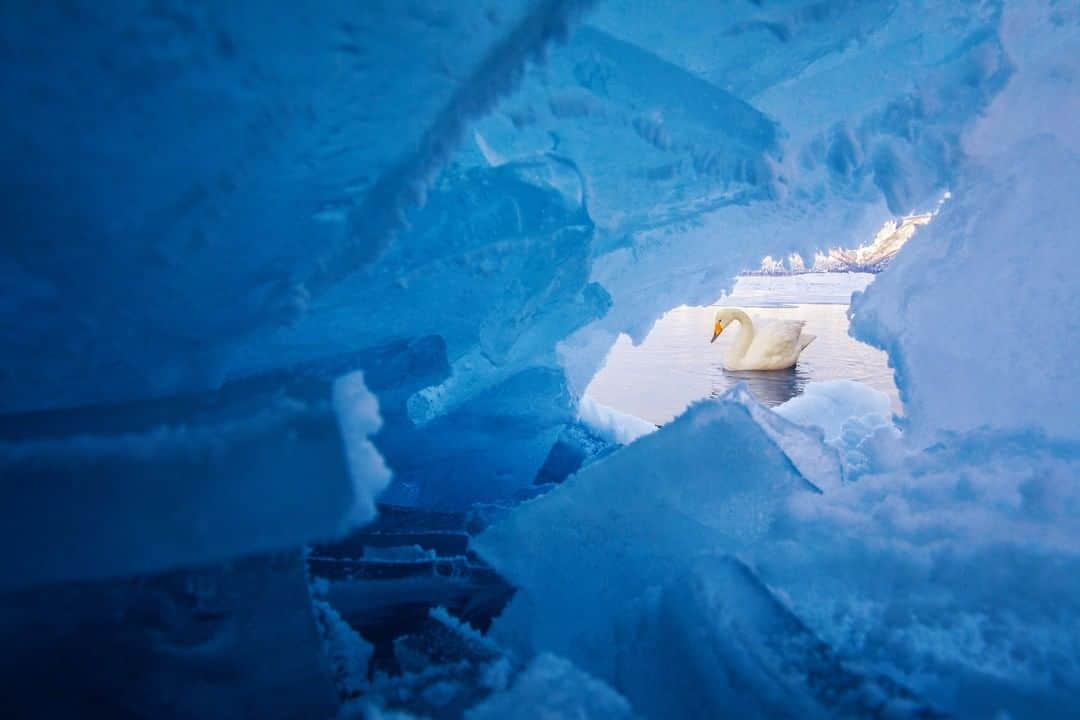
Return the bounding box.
[710,307,816,371]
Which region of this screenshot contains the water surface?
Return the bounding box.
[586,273,899,425]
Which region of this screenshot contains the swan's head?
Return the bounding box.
[711,308,736,343]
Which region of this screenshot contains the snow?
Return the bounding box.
[576,395,656,446]
[761,431,1080,717]
[480,383,1080,718]
[466,654,636,720]
[474,386,954,715]
[850,0,1080,442]
[333,371,393,529]
[776,379,894,444]
[313,597,375,699]
[608,556,942,719]
[775,380,900,477]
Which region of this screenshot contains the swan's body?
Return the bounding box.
[710,307,815,371]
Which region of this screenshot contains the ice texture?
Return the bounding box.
[2,0,1079,717]
[477,12,1080,715]
[333,372,393,528]
[475,389,821,679]
[523,0,1007,395]
[0,0,1012,514]
[576,395,656,446]
[609,556,943,719]
[313,597,375,700]
[850,0,1080,442]
[0,0,595,414]
[760,431,1080,717]
[466,654,637,720]
[481,385,1080,717]
[776,379,900,478]
[476,388,950,716]
[0,362,387,590]
[1,551,341,718]
[776,380,894,445]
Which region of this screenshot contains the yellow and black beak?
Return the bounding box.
[711,320,723,343]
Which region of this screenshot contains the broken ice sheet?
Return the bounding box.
[474,387,821,680]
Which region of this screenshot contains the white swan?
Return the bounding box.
[710,307,816,371]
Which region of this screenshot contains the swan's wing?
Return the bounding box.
[757,319,805,348]
[747,319,807,366]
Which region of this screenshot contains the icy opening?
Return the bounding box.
[586,272,900,424]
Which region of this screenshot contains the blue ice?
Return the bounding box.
[1,0,1078,718]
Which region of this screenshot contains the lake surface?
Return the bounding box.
[585,273,900,425]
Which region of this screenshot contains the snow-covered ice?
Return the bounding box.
[576,395,656,446]
[775,380,894,445]
[0,363,388,589]
[850,0,1080,443]
[466,654,636,720]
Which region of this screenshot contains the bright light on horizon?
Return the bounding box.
[749,192,949,276]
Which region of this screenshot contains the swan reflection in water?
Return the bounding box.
[711,365,811,407]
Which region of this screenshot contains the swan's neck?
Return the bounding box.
[727,309,755,361]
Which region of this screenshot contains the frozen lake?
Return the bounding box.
[586,273,900,425]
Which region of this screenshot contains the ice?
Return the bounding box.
[611,556,942,719]
[0,0,1013,518]
[533,420,620,486]
[501,0,1005,395]
[334,372,393,528]
[481,387,1080,717]
[358,606,515,718]
[466,654,636,720]
[313,597,375,700]
[850,0,1080,442]
[0,362,387,590]
[263,155,608,507]
[775,379,900,478]
[756,431,1080,717]
[388,367,578,507]
[776,380,894,445]
[2,0,1079,717]
[474,388,948,715]
[475,389,821,681]
[1,551,341,718]
[576,395,656,446]
[0,0,593,413]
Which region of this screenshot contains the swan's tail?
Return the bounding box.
[798,333,817,352]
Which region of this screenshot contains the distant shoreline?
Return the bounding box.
[739,267,884,277]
